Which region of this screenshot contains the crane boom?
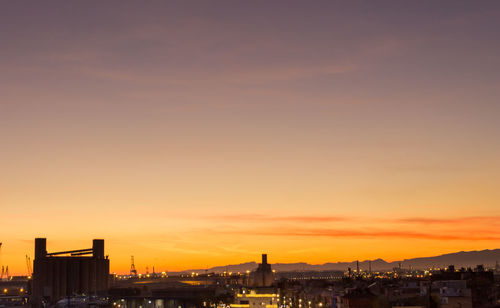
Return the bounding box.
[130,255,137,276]
[26,255,33,276]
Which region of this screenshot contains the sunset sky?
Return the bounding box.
[1,1,500,275]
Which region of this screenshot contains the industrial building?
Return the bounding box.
[234,254,279,308]
[31,238,109,306]
[248,254,275,287]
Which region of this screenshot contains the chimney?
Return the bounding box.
[34,238,47,259]
[262,254,268,265]
[93,239,105,259]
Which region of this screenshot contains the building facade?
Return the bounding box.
[31,238,109,306]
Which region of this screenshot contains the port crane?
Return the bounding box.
[26,255,33,277]
[130,255,138,276]
[0,242,10,280]
[1,266,9,280]
[0,242,5,280]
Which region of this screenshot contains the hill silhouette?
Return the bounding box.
[172,249,500,274]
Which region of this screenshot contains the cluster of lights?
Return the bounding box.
[1,288,24,293]
[114,271,169,280]
[288,275,342,281]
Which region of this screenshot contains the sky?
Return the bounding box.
[1,1,500,275]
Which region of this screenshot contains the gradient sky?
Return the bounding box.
[1,1,500,275]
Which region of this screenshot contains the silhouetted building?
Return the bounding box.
[248,254,274,287]
[343,288,380,308]
[31,238,109,307]
[433,280,472,308]
[431,266,496,307]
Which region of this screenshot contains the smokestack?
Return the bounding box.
[93,239,104,259]
[262,254,268,265]
[34,238,47,259]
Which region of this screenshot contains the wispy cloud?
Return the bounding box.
[396,216,500,225]
[206,214,500,226]
[210,214,351,223]
[212,227,500,241]
[200,214,500,241]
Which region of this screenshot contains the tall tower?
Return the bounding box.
[248,254,274,287]
[130,256,138,276]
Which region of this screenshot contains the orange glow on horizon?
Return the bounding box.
[2,213,500,275]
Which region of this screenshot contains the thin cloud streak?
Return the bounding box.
[213,227,500,241]
[209,214,352,223]
[396,216,500,225]
[206,214,500,225]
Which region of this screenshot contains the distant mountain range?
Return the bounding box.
[173,249,500,274]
